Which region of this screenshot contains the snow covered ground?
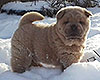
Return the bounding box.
[1,1,49,11]
[1,1,100,80]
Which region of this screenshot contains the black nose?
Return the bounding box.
[69,24,80,36]
[71,24,77,31]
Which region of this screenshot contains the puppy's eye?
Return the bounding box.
[79,21,85,25]
[64,21,69,24]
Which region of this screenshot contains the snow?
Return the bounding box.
[1,62,100,80]
[0,63,9,74]
[0,39,11,65]
[0,1,100,80]
[51,61,100,80]
[1,1,49,11]
[0,13,20,39]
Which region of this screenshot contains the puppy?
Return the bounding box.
[11,6,92,73]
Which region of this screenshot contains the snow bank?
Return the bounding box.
[0,63,9,74]
[0,39,11,65]
[1,1,49,11]
[51,61,100,80]
[0,61,100,80]
[0,13,20,39]
[81,34,100,62]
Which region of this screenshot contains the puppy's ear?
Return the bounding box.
[56,9,65,20]
[84,9,92,17]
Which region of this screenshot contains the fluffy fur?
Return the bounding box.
[11,6,92,73]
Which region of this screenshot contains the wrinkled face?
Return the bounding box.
[56,7,92,41]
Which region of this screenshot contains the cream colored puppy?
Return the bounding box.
[11,6,92,73]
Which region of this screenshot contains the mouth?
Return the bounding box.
[65,30,83,40]
[67,36,82,40]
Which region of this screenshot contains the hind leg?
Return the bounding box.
[11,44,33,73]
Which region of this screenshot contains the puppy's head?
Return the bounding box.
[56,6,92,46]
